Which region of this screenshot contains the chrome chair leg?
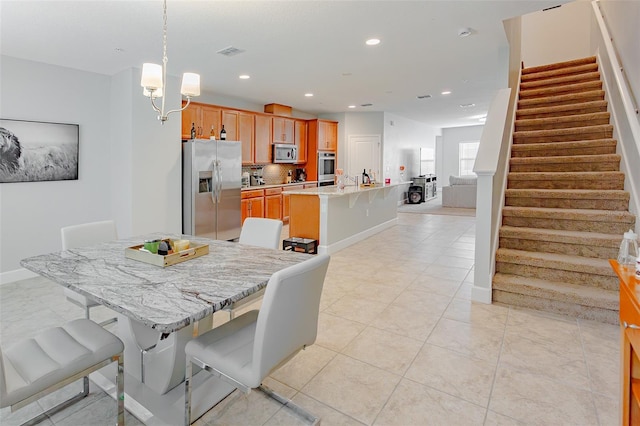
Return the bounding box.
[185,357,193,426]
[116,353,125,426]
[259,384,320,425]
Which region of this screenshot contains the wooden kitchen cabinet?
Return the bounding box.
[241,189,264,224]
[264,187,283,220]
[294,120,307,163]
[221,109,239,141]
[181,102,222,139]
[238,112,254,165]
[254,114,272,164]
[272,117,294,144]
[282,185,304,222]
[612,259,640,426]
[309,119,338,151]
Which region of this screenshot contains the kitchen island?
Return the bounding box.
[285,182,410,254]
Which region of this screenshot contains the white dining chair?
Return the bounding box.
[184,254,330,425]
[238,217,283,250]
[0,318,125,426]
[226,217,285,318]
[61,220,118,326]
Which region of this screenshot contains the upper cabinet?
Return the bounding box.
[254,114,272,164]
[294,120,307,164]
[221,109,239,141]
[238,112,254,165]
[272,117,294,144]
[182,102,222,140]
[308,119,338,152]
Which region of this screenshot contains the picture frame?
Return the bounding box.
[0,118,79,183]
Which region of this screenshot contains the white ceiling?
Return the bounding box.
[0,0,567,128]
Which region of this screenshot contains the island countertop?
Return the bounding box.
[283,181,412,196]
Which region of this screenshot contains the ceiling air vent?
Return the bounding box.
[217,46,245,57]
[361,103,373,107]
[417,95,432,99]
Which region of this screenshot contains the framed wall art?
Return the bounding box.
[0,118,79,183]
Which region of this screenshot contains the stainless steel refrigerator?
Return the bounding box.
[182,139,241,240]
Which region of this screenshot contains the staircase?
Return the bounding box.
[492,56,636,324]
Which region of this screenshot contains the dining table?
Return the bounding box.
[20,232,313,425]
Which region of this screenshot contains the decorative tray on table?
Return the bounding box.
[125,239,209,267]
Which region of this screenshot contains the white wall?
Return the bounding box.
[0,56,112,280]
[1,58,183,281]
[599,0,640,121]
[521,1,592,68]
[383,113,439,185]
[441,125,485,186]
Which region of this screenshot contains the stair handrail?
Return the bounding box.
[592,0,640,227]
[471,80,518,304]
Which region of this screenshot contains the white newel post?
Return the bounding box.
[472,173,494,304]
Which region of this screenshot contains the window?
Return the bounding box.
[459,141,479,176]
[420,147,435,175]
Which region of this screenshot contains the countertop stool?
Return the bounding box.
[0,318,125,426]
[282,237,318,254]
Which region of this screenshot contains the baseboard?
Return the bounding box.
[0,268,38,285]
[318,218,398,255]
[471,285,492,304]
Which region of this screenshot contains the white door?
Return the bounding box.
[347,135,381,182]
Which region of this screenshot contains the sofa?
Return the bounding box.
[442,175,477,208]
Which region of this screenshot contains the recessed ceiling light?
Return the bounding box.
[459,103,476,108]
[365,38,380,46]
[114,48,125,53]
[239,74,250,79]
[305,93,314,97]
[348,105,356,109]
[441,91,452,95]
[417,94,432,99]
[458,28,473,37]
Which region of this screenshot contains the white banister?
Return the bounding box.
[472,88,515,304]
[592,0,640,229]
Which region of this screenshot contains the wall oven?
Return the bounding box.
[317,151,335,186]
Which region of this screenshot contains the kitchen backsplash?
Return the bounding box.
[242,164,301,185]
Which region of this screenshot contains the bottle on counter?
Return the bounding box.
[369,169,375,184]
[210,125,216,140]
[618,229,639,272]
[286,170,292,184]
[220,125,227,140]
[362,169,370,184]
[190,123,196,139]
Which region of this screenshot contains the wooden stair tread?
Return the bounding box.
[499,226,622,247]
[520,71,601,90]
[513,124,613,138]
[505,188,629,200]
[522,56,597,75]
[510,154,620,165]
[518,90,605,109]
[511,139,617,150]
[520,63,599,82]
[508,171,624,180]
[516,101,607,118]
[502,205,636,222]
[515,112,610,127]
[493,273,618,310]
[519,80,603,99]
[495,248,615,276]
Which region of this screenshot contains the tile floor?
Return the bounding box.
[0,212,620,425]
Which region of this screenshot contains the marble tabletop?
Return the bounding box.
[21,233,312,333]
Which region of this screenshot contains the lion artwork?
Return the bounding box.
[0,127,22,172]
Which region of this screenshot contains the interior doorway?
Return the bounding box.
[347,135,381,182]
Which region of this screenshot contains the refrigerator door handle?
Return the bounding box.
[211,161,217,204]
[216,160,223,203]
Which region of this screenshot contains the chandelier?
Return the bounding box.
[140,0,200,124]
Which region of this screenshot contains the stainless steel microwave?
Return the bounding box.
[273,144,298,163]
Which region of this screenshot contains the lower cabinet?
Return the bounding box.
[282,185,304,223]
[265,187,283,220]
[241,189,264,224]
